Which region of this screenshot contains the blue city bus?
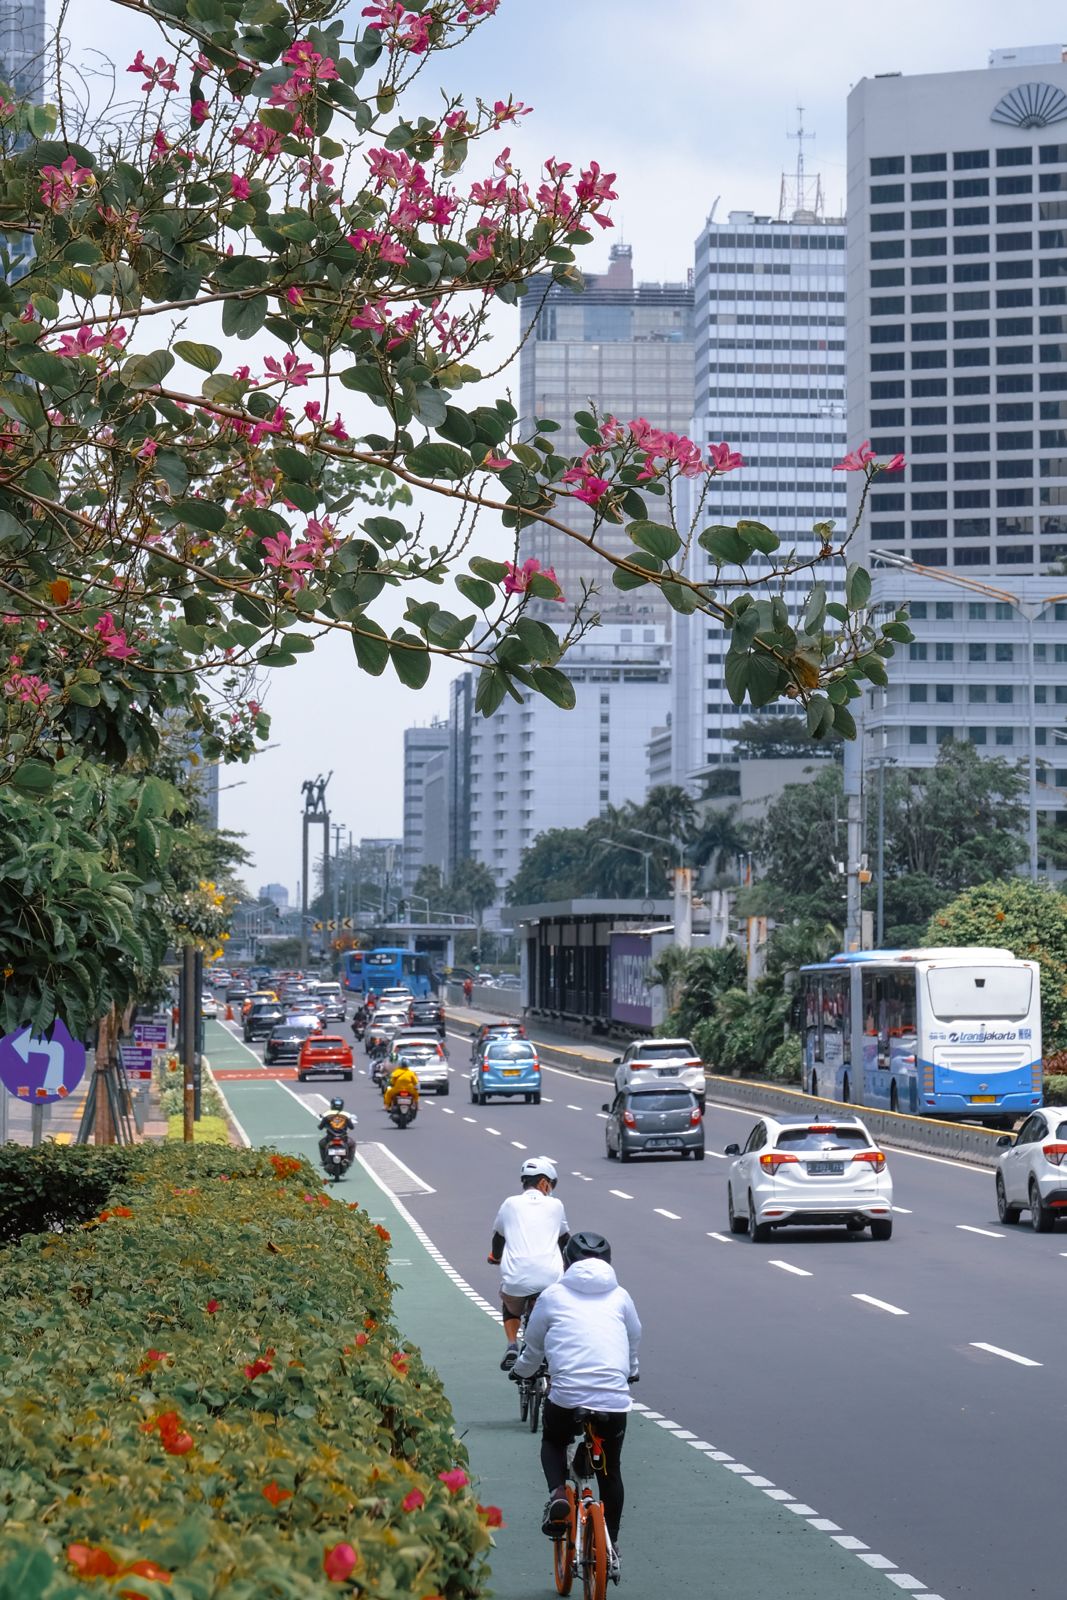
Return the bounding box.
[796,947,1042,1125]
[340,949,364,994]
[347,946,432,998]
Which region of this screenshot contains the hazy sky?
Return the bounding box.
[61,0,1066,892]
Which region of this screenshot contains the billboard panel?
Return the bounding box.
[609,932,654,1028]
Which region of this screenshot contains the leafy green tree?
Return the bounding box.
[879,741,1025,890]
[748,763,847,927]
[730,716,839,761]
[447,856,498,916]
[506,827,593,905]
[689,805,747,879]
[925,879,1067,1055]
[412,863,448,914]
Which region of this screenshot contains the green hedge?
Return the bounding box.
[0,1145,495,1599]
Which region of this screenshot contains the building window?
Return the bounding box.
[998,146,1032,167]
[912,237,947,257]
[910,601,928,619]
[913,519,948,537]
[909,684,928,703]
[956,460,991,479]
[997,203,1034,224]
[935,641,955,661]
[955,432,991,452]
[935,601,954,620]
[912,208,947,229]
[913,349,947,368]
[995,643,1015,663]
[909,642,928,662]
[968,602,987,620]
[912,264,948,285]
[955,375,991,396]
[871,155,905,176]
[912,180,947,201]
[969,727,988,745]
[955,177,990,198]
[955,347,991,367]
[995,727,1014,746]
[997,173,1033,194]
[969,684,988,703]
[912,153,947,172]
[872,212,905,232]
[969,642,988,661]
[872,240,906,260]
[954,206,990,226]
[955,262,991,282]
[913,293,948,313]
[995,685,1014,704]
[914,405,949,424]
[935,684,955,704]
[871,184,905,204]
[871,297,905,316]
[909,726,929,745]
[912,491,948,510]
[955,546,991,564]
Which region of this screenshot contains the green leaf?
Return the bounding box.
[530,666,575,709]
[173,499,228,533]
[9,349,70,387]
[833,701,857,739]
[699,525,751,566]
[390,632,432,688]
[362,516,407,548]
[746,653,782,708]
[858,653,888,686]
[475,664,510,717]
[339,363,389,401]
[806,696,835,738]
[221,295,269,339]
[9,760,55,796]
[660,580,699,615]
[351,619,390,675]
[845,562,872,610]
[628,520,680,562]
[272,445,313,483]
[724,652,749,706]
[455,574,497,610]
[737,519,778,555]
[513,617,561,662]
[436,406,478,447]
[0,509,28,543]
[121,349,175,389]
[405,441,473,481]
[174,340,222,373]
[411,386,448,427]
[803,583,827,636]
[469,556,508,583]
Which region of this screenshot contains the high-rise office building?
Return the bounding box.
[259,882,290,909]
[402,719,449,894]
[0,1,46,102]
[448,672,474,878]
[670,199,847,784]
[847,48,1067,848]
[460,624,671,895]
[518,244,694,624]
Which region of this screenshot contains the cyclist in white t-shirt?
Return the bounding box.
[488,1156,570,1370]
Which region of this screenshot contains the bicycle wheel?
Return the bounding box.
[553,1487,577,1596]
[581,1499,608,1600]
[528,1371,544,1433]
[518,1377,530,1423]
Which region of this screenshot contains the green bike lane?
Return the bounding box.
[208,1030,920,1600]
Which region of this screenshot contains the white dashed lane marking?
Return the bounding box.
[462,1116,476,1124]
[707,1232,735,1243]
[853,1294,909,1316]
[956,1224,1003,1238]
[511,1140,527,1150]
[609,1189,633,1199]
[485,1127,501,1136]
[654,1208,682,1220]
[970,1342,1042,1367]
[769,1260,812,1277]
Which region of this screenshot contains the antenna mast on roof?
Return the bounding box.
[779,105,825,223]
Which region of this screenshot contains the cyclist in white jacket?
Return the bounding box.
[511,1230,640,1572]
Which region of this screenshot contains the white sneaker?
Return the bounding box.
[608,1546,621,1584]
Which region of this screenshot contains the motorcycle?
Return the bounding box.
[352,1007,367,1042]
[323,1134,353,1182]
[370,1056,390,1091]
[388,1092,417,1129]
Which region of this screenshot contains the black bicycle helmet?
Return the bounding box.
[329,1096,345,1111]
[564,1230,611,1267]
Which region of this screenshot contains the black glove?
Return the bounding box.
[627,1373,639,1385]
[508,1368,523,1383]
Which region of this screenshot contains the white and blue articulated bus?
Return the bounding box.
[796,947,1042,1124]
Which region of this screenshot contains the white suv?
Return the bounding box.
[995,1105,1067,1231]
[724,1114,894,1241]
[613,1038,706,1108]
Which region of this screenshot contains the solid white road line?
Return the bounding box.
[970,1341,1042,1367]
[654,1207,682,1220]
[852,1293,909,1316]
[609,1189,633,1199]
[769,1260,812,1277]
[957,1224,1003,1238]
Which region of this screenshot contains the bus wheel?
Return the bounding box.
[890,1083,899,1114]
[841,1075,850,1104]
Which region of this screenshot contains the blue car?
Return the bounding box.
[470,1040,541,1105]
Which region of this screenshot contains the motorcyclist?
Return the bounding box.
[383,1062,420,1113]
[318,1097,357,1165]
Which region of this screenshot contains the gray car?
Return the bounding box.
[603,1078,705,1162]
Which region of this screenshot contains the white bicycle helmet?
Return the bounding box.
[520,1156,558,1185]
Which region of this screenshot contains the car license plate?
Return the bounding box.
[502,1069,520,1077]
[807,1161,845,1175]
[970,1095,996,1104]
[645,1138,682,1149]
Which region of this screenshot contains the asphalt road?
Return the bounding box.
[212,1011,1066,1600]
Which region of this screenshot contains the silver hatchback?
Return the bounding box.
[603,1079,705,1162]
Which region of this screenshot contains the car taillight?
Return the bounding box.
[759,1151,798,1170]
[684,1059,703,1068]
[622,1111,637,1129]
[851,1150,887,1173]
[689,1107,702,1125]
[1042,1143,1067,1167]
[808,1125,834,1133]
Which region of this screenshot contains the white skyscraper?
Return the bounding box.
[847,47,1067,862]
[671,194,848,785]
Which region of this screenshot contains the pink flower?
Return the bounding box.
[39,156,93,212]
[882,453,906,472]
[287,286,306,309]
[402,1488,426,1512]
[561,462,612,506]
[304,400,322,423]
[438,1468,470,1494]
[127,51,179,93]
[502,558,564,602]
[229,172,252,201]
[136,439,158,461]
[190,99,210,127]
[298,156,336,193]
[458,0,501,16]
[492,98,531,125]
[263,351,314,388]
[3,673,51,707]
[323,1544,359,1584]
[834,441,877,472]
[482,454,512,471]
[149,130,171,164]
[282,40,340,82]
[350,300,390,334]
[707,441,744,474]
[233,121,282,159]
[94,613,136,661]
[326,414,349,442]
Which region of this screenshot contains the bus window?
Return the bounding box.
[821,971,850,1067]
[885,970,917,1038]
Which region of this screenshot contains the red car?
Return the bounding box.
[297,1034,354,1083]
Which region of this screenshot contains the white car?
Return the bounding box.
[613,1038,707,1107]
[725,1114,894,1242]
[201,993,218,1019]
[379,987,414,1003]
[995,1104,1067,1231]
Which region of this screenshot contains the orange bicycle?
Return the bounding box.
[552,1412,617,1599]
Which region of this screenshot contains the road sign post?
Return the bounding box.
[181,945,196,1142]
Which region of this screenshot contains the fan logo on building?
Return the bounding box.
[990,82,1067,128]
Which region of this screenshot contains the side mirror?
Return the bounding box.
[724,1143,741,1157]
[601,1103,611,1113]
[612,1056,622,1065]
[996,1134,1013,1147]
